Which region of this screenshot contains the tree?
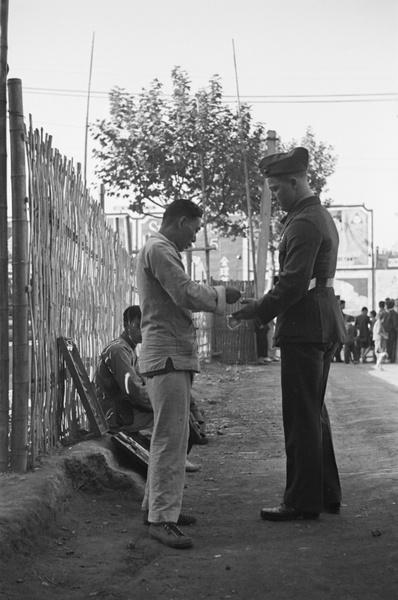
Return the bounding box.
[91,67,267,237]
[92,70,337,243]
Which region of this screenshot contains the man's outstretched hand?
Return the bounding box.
[232,298,258,320]
[225,287,241,304]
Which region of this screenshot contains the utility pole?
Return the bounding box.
[256,130,277,297]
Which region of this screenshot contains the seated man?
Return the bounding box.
[93,305,204,468]
[93,305,154,434]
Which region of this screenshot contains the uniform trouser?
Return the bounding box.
[142,370,192,523]
[280,341,342,514]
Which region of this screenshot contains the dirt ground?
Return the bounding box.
[1,359,398,600]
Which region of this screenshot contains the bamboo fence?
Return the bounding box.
[24,120,134,465]
[211,280,257,364]
[6,116,256,470]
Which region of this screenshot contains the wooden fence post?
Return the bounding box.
[8,78,29,472]
[0,0,9,471]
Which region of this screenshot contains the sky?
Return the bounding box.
[7,0,398,249]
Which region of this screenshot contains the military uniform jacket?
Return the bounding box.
[256,195,347,345]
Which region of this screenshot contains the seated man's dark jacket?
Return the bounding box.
[257,196,347,345]
[93,331,152,428]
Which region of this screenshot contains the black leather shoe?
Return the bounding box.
[260,504,319,521]
[324,503,340,514]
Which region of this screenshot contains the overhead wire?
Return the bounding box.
[22,86,398,103]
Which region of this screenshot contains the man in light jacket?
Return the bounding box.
[137,199,240,549]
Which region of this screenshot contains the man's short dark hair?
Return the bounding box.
[162,199,203,223]
[379,301,386,309]
[123,305,141,326]
[271,171,307,183]
[361,306,368,312]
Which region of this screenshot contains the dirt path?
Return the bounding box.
[1,361,398,600]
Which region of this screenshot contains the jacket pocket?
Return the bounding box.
[175,322,198,356]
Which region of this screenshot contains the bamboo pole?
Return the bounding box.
[232,40,257,295]
[199,152,214,360]
[84,32,95,182]
[0,0,9,472]
[8,78,29,472]
[99,182,105,210]
[199,153,211,281]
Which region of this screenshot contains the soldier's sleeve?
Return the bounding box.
[257,217,322,323]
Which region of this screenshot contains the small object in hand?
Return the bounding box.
[226,315,242,331]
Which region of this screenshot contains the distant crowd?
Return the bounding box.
[334,297,398,369]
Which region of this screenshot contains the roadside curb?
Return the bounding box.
[0,436,144,559]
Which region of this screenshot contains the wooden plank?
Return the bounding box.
[57,336,108,437]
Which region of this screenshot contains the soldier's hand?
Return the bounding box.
[232,298,258,320]
[225,287,241,304]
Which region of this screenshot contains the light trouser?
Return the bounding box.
[142,370,192,523]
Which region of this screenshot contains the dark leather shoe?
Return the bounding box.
[324,503,340,514]
[260,504,319,521]
[143,512,197,526]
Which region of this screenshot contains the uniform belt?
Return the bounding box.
[308,277,334,291]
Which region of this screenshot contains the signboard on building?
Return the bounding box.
[328,205,373,269]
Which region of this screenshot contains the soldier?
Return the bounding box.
[233,147,347,521]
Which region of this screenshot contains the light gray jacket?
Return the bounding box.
[136,232,226,374]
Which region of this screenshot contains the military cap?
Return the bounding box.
[259,146,309,177]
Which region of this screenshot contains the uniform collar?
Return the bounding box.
[280,195,320,226]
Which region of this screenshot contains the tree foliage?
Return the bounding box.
[283,127,337,204]
[91,67,267,236]
[91,68,337,239]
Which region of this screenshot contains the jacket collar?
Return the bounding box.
[120,330,136,351]
[151,231,180,255]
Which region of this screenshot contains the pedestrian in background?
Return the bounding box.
[354,307,371,363]
[384,298,398,363]
[333,298,346,362]
[233,147,347,521]
[255,320,271,364]
[373,311,389,370]
[344,316,359,364]
[362,309,377,363]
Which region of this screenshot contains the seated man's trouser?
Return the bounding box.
[96,385,154,432]
[142,370,191,523]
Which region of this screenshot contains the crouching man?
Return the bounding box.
[93,305,154,434]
